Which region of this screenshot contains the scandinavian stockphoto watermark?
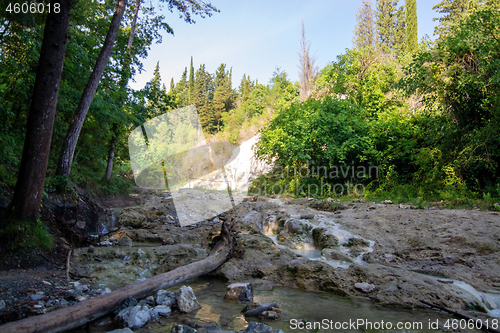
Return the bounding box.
[251,161,379,197]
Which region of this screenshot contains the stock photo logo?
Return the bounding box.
[128,105,258,226]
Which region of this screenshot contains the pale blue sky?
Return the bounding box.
[129,0,440,91]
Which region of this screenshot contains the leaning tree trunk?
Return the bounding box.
[4,0,72,223]
[104,125,117,180]
[0,221,237,333]
[56,0,127,178]
[104,0,141,180]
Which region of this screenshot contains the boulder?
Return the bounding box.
[242,212,263,231]
[284,219,310,234]
[312,227,339,249]
[118,236,132,247]
[115,305,151,329]
[156,290,178,307]
[176,286,201,313]
[119,209,147,228]
[224,283,253,302]
[151,305,172,318]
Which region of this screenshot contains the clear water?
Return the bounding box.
[134,277,466,333]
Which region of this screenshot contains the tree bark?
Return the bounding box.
[3,0,72,223]
[104,125,117,180]
[0,221,236,333]
[104,0,140,180]
[56,0,127,178]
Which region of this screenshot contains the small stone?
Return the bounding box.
[100,287,112,295]
[42,280,52,286]
[76,295,89,302]
[224,283,253,302]
[176,286,201,313]
[381,200,393,204]
[118,236,132,247]
[260,311,279,320]
[30,292,45,301]
[212,217,220,224]
[99,240,112,246]
[88,245,95,253]
[60,299,69,306]
[145,296,155,306]
[355,282,376,293]
[0,300,6,311]
[76,220,86,229]
[368,205,376,210]
[109,237,117,243]
[153,305,172,317]
[242,322,274,333]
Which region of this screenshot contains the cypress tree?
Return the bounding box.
[176,67,189,107]
[353,0,376,50]
[394,5,406,52]
[213,64,229,131]
[240,74,253,104]
[375,0,398,52]
[406,0,418,52]
[169,78,175,94]
[189,56,195,104]
[194,64,214,132]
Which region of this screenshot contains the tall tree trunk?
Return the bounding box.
[56,0,127,178]
[104,125,117,180]
[3,0,72,223]
[104,0,140,180]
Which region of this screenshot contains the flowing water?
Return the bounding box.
[76,242,490,333]
[132,277,463,333]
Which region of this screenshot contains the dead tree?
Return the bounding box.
[0,221,237,333]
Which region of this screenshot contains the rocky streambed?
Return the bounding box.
[60,189,500,332]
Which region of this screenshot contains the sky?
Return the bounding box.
[129,0,441,91]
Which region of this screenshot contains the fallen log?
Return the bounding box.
[1,220,237,333]
[243,303,279,317]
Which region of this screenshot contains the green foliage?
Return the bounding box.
[316,48,401,114]
[353,0,376,50]
[432,0,480,41]
[402,8,500,190]
[405,0,418,52]
[0,218,54,251]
